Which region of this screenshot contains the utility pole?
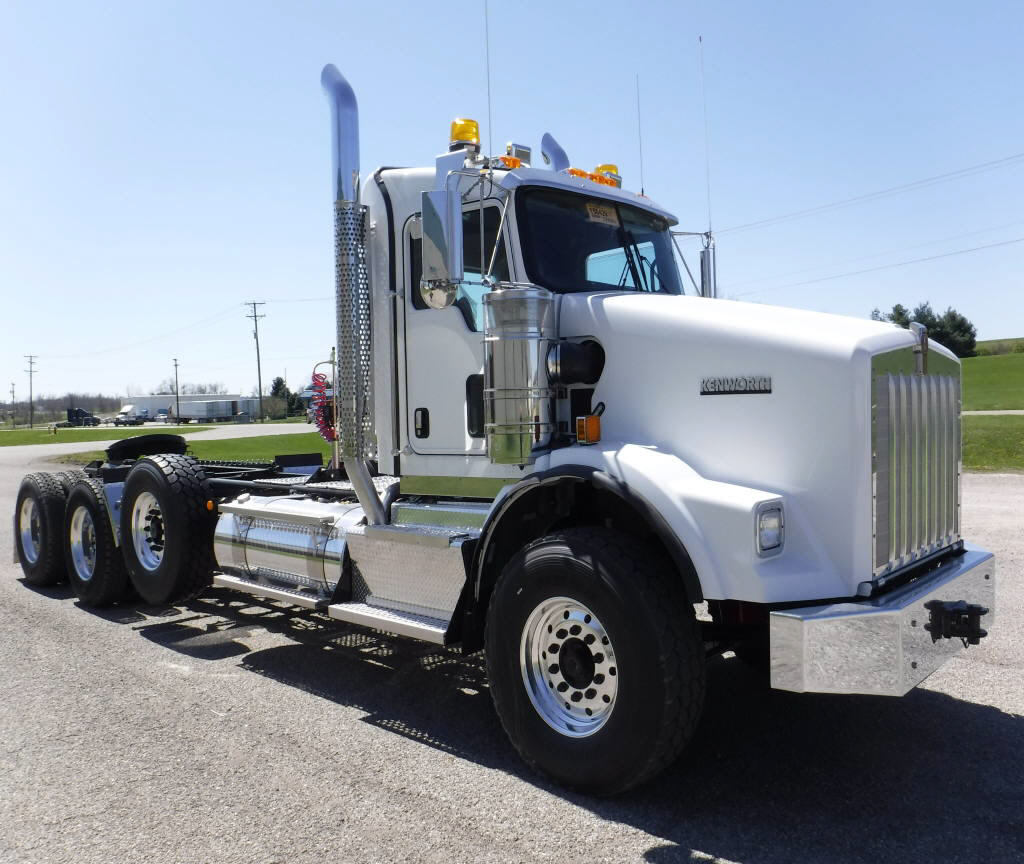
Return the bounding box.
[244,302,266,421]
[24,355,36,428]
[173,358,181,420]
[9,382,14,428]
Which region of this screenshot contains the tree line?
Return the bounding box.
[870,302,977,358]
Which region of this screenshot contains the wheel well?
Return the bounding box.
[459,469,703,652]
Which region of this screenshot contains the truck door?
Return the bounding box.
[402,203,510,455]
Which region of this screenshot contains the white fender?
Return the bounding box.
[533,442,851,604]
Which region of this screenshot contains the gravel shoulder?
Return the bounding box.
[1,464,1021,864]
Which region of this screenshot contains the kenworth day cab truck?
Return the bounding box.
[13,65,995,794]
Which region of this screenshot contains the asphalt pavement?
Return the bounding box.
[1,451,1021,863]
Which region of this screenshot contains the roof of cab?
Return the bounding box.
[372,164,678,227]
[499,166,677,226]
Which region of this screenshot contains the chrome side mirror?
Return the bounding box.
[421,189,463,309]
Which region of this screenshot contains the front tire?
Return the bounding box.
[14,473,68,586]
[119,455,216,605]
[64,479,128,607]
[485,527,705,795]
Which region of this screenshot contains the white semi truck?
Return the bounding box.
[12,65,995,794]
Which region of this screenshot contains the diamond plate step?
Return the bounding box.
[327,601,448,644]
[213,573,328,610]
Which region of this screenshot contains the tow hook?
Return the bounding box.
[923,600,989,647]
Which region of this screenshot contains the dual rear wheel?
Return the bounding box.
[13,456,216,607]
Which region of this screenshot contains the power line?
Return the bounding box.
[726,219,1024,291]
[735,235,1024,297]
[46,306,239,359]
[245,302,266,420]
[719,150,1024,236]
[24,354,37,427]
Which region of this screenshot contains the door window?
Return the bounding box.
[409,206,509,331]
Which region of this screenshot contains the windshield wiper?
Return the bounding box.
[618,226,649,292]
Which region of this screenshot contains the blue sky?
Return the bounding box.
[1,0,1022,399]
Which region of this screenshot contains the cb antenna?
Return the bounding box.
[699,35,713,234]
[484,0,493,156]
[635,74,646,196]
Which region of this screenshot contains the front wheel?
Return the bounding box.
[485,527,705,795]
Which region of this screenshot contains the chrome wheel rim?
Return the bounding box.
[520,596,618,738]
[130,491,165,571]
[19,498,41,565]
[69,505,97,582]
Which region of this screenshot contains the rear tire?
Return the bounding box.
[64,479,128,607]
[485,527,705,795]
[54,470,88,494]
[119,455,216,605]
[14,473,68,586]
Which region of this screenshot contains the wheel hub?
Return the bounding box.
[520,596,618,738]
[558,638,595,689]
[18,497,41,565]
[130,491,165,572]
[69,505,97,582]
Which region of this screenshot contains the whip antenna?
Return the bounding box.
[635,74,645,195]
[699,35,713,233]
[484,0,493,156]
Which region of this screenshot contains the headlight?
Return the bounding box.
[756,503,784,557]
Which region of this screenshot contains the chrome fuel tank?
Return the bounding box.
[213,495,365,593]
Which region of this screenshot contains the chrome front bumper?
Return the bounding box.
[770,545,995,695]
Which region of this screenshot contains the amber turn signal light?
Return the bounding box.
[576,414,601,445]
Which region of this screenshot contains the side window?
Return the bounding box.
[410,233,425,310]
[409,207,509,328]
[458,207,509,331]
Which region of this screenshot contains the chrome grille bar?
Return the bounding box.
[873,367,960,578]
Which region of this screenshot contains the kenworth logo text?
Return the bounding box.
[700,376,772,395]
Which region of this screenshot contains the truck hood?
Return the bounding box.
[557,292,959,594]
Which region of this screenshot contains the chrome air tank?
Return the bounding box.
[483,285,556,465]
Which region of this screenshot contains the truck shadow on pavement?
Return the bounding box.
[102,587,1022,864]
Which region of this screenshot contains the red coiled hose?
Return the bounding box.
[310,371,337,442]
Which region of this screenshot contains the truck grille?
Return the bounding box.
[872,369,961,578]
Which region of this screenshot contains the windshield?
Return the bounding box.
[515,186,683,295]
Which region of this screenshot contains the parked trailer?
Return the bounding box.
[11,65,996,794]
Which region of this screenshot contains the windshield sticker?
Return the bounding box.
[585,202,619,227]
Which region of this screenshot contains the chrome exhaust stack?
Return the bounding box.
[321,64,386,525]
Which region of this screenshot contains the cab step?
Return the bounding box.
[327,601,448,644]
[212,572,328,610]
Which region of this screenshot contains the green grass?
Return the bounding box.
[975,336,1024,355]
[962,353,1024,410]
[54,432,332,466]
[52,421,1024,474]
[963,415,1024,472]
[0,425,213,447]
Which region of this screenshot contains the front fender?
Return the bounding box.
[531,443,808,603]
